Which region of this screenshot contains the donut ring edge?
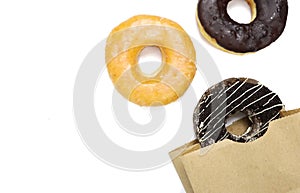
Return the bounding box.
[193,77,285,147]
[106,15,197,106]
[196,0,288,54]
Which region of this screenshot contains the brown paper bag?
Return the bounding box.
[170,109,300,193]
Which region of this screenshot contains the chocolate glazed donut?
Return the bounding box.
[193,78,284,147]
[197,0,288,53]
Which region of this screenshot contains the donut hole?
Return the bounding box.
[138,46,163,77]
[225,111,252,136]
[227,0,256,24]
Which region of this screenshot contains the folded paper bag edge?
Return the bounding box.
[169,140,199,193]
[170,109,300,193]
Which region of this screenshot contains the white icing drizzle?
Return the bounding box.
[263,93,278,106]
[198,100,205,106]
[196,126,200,135]
[196,78,283,144]
[200,84,263,141]
[200,83,262,139]
[197,108,205,116]
[204,101,282,142]
[219,131,229,141]
[204,94,213,103]
[205,86,226,108]
[218,81,240,99]
[197,87,226,117]
[243,109,281,142]
[212,84,263,128]
[262,111,281,128]
[250,104,284,117]
[200,79,248,127]
[241,92,274,111]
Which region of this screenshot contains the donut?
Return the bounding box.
[193,78,284,147]
[196,0,288,53]
[105,15,196,106]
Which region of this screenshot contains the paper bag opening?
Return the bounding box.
[170,109,300,193]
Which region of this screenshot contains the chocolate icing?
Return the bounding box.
[197,0,288,53]
[193,78,284,147]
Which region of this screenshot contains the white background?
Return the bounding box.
[1,0,299,192]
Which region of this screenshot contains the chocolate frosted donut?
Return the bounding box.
[197,0,288,53]
[193,78,284,147]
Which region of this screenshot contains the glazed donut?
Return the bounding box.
[105,15,196,106]
[193,78,284,147]
[196,0,288,53]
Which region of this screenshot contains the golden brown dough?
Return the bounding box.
[106,15,196,106]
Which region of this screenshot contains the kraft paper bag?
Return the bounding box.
[170,109,300,193]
